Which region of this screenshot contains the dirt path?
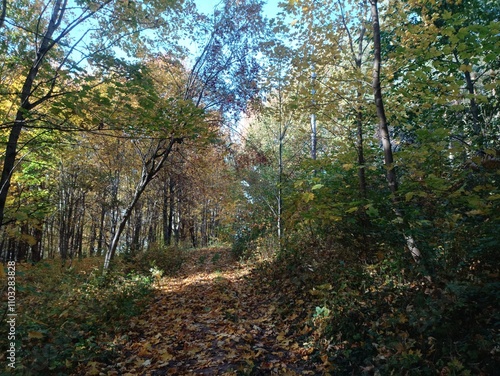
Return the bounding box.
[82,248,322,375]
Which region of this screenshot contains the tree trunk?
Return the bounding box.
[0,0,6,29]
[45,216,56,259]
[88,222,96,257]
[278,118,284,247]
[356,92,368,198]
[96,203,106,256]
[163,177,175,245]
[130,204,143,255]
[370,0,421,263]
[103,137,181,271]
[370,0,398,194]
[30,226,43,262]
[76,201,85,258]
[0,112,25,226]
[310,70,317,160]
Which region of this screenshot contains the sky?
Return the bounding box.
[195,0,283,19]
[179,0,286,62]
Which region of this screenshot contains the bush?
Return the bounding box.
[124,244,184,276]
[307,264,500,375]
[231,224,267,259]
[0,258,155,375]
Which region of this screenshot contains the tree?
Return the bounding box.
[369,0,422,262]
[101,59,205,269]
[258,41,296,245]
[379,0,500,271]
[102,0,266,269]
[0,0,185,227]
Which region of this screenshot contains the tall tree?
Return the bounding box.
[0,0,185,227]
[102,59,204,269]
[103,0,267,268]
[369,0,421,262]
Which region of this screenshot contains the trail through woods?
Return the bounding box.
[77,248,323,375]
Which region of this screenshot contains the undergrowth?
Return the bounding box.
[256,243,500,375]
[0,246,183,375]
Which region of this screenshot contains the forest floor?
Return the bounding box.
[76,248,324,375]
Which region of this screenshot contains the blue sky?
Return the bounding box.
[195,0,282,19]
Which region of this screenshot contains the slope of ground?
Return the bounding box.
[76,248,324,375]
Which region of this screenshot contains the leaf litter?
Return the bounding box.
[75,248,322,375]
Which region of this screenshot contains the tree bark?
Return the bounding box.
[370,0,398,194]
[31,226,43,262]
[96,203,106,256]
[163,177,175,245]
[130,204,143,255]
[356,100,367,198]
[370,0,421,263]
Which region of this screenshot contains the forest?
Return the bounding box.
[0,0,499,374]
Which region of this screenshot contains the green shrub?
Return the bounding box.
[125,244,184,276]
[0,259,155,375]
[308,266,499,375]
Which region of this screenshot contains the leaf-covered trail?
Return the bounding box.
[84,248,322,375]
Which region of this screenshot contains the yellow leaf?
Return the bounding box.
[277,332,287,342]
[321,354,331,366]
[28,331,44,339]
[309,289,322,296]
[302,192,315,203]
[466,209,486,215]
[138,342,152,357]
[87,362,100,376]
[19,233,37,246]
[317,283,332,290]
[159,351,173,361]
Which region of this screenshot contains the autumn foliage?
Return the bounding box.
[1,0,499,374]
